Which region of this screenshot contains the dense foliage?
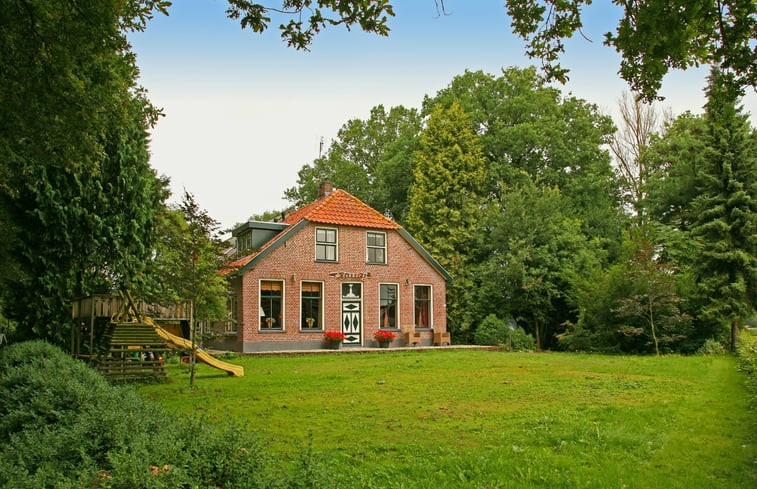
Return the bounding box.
[406,101,487,333]
[0,0,170,342]
[287,66,755,353]
[284,104,422,221]
[505,0,757,101]
[0,340,324,489]
[736,331,757,408]
[1,1,754,355]
[143,191,229,325]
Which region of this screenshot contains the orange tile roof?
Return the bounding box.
[223,189,403,275]
[283,189,402,229]
[221,253,253,275]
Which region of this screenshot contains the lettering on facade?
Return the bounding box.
[328,271,372,279]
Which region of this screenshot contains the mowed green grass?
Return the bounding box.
[138,350,755,488]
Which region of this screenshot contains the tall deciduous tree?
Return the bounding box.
[0,0,170,341]
[691,68,757,351]
[473,182,599,349]
[424,68,625,260]
[609,91,666,223]
[405,101,487,334]
[505,0,757,101]
[285,104,421,221]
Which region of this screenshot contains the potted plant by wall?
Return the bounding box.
[373,330,397,348]
[323,331,346,349]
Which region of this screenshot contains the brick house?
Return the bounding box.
[219,182,451,352]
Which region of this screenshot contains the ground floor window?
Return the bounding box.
[301,281,323,330]
[260,280,283,330]
[379,283,398,329]
[414,285,432,328]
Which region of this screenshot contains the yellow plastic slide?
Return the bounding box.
[152,323,244,377]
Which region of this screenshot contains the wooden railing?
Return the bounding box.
[71,294,190,322]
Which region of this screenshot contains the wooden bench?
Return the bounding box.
[433,329,451,346]
[403,326,422,347]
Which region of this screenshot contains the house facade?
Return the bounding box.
[219,183,451,353]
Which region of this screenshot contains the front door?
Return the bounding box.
[341,282,362,345]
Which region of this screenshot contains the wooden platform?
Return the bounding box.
[95,322,169,381]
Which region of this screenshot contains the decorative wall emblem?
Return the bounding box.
[329,271,371,279]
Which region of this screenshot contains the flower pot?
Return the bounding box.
[378,340,391,348]
[325,342,341,350]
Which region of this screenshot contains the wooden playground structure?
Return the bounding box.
[71,292,243,381]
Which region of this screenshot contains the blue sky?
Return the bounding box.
[129,0,756,231]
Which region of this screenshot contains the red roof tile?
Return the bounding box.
[283,189,401,229]
[224,189,403,275]
[220,253,256,275]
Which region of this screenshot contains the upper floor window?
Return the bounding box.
[315,227,337,262]
[260,280,284,330]
[367,231,386,264]
[414,285,432,328]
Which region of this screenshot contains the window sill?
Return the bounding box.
[258,329,284,333]
[300,329,324,333]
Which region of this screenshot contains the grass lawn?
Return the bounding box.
[138,349,755,488]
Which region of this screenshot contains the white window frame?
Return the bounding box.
[366,231,387,264]
[378,282,399,330]
[413,284,433,328]
[300,280,325,331]
[259,279,285,331]
[315,227,338,262]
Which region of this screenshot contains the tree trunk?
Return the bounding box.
[534,320,544,350]
[189,299,196,387]
[648,299,660,356]
[730,319,739,353]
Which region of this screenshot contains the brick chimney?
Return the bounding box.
[318,180,334,198]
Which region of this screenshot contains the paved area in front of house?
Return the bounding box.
[223,344,499,356]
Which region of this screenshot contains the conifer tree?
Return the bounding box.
[0,1,169,340]
[691,68,757,351]
[406,101,487,334]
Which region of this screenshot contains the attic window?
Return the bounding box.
[315,227,337,262]
[367,231,386,264]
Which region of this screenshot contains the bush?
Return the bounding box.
[474,314,507,346]
[736,332,757,409]
[0,340,322,489]
[505,327,536,352]
[696,338,727,355]
[474,315,535,351]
